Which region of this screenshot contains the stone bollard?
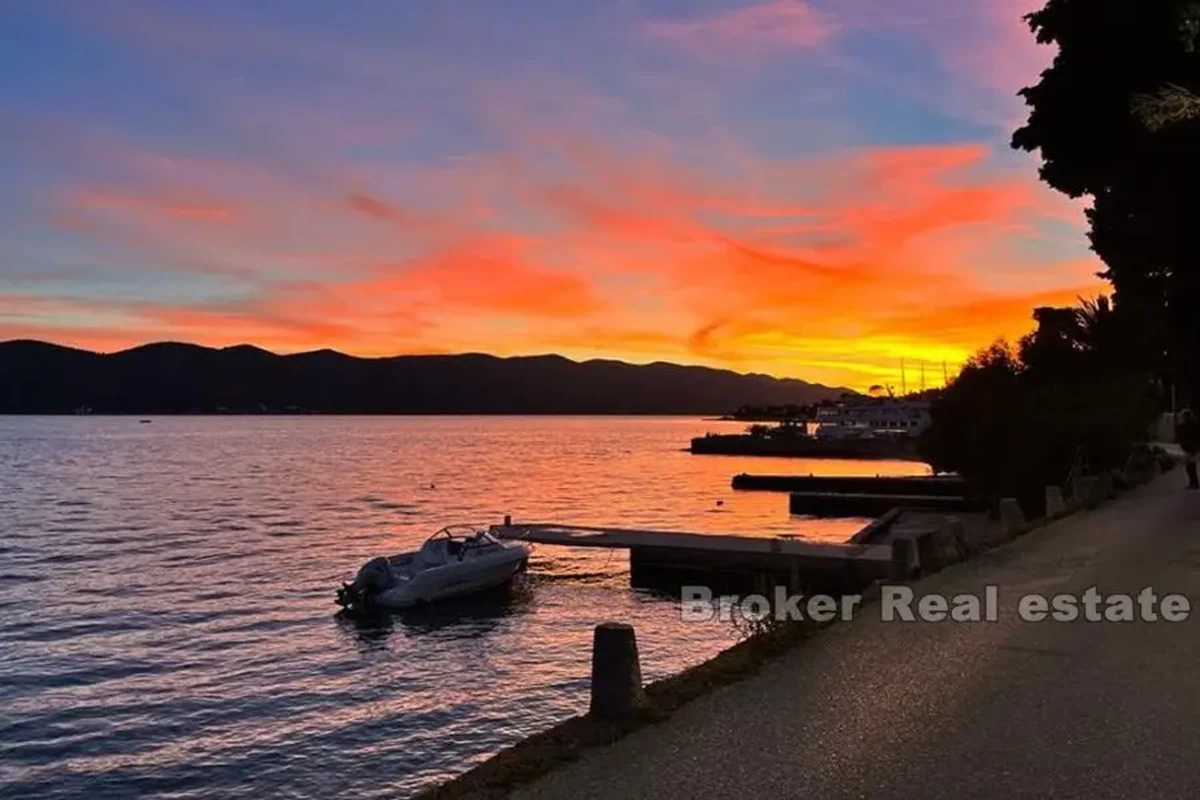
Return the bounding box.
[998,498,1025,536]
[589,623,645,719]
[890,537,915,580]
[1045,485,1066,517]
[1075,476,1101,509]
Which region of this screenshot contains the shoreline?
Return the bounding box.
[415,617,827,800]
[417,459,1171,798]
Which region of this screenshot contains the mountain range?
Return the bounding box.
[0,340,850,415]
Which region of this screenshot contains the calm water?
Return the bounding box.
[0,416,929,798]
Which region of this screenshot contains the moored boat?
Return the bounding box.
[691,397,931,459]
[336,525,531,612]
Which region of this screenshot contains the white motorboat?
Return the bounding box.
[336,525,531,612]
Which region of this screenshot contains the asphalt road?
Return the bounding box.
[513,473,1200,799]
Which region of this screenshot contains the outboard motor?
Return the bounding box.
[336,556,395,612]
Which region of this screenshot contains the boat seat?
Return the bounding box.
[414,545,448,568]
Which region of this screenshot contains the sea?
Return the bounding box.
[0,416,929,798]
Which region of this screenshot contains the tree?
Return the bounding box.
[1012,0,1200,402]
[921,299,1160,514]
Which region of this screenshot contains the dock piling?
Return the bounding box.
[912,529,941,573]
[890,537,915,580]
[589,623,645,719]
[937,517,967,562]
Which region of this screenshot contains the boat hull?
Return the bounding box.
[375,550,529,608]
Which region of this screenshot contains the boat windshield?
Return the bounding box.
[430,525,496,545]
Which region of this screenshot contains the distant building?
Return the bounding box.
[815,398,931,437]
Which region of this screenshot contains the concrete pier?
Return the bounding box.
[733,474,964,495]
[788,491,985,517]
[491,523,893,593]
[690,433,919,459]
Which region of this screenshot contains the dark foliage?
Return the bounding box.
[1012,0,1200,401]
[0,340,847,415]
[920,299,1160,515]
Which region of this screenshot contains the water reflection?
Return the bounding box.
[335,579,535,646]
[0,415,928,799]
[335,609,396,651]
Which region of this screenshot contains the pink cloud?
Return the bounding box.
[644,1,836,55]
[70,187,240,223]
[941,0,1051,95]
[824,0,1053,125]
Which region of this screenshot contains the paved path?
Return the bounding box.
[514,474,1200,800]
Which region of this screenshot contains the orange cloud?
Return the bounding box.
[345,235,604,320]
[477,137,1102,386]
[14,117,1103,390]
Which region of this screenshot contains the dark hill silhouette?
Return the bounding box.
[0,340,851,414]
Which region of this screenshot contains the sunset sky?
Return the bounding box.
[0,0,1104,390]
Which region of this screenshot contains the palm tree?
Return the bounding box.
[1133,83,1200,130]
[1073,295,1113,346]
[1132,3,1200,129]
